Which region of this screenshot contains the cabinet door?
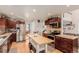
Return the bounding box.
[0,19,5,28]
[60,38,73,52]
[7,39,10,52]
[55,36,74,53]
[0,19,5,25]
[8,20,16,29]
[0,19,9,31]
[7,34,13,52]
[12,33,16,42]
[55,36,61,50]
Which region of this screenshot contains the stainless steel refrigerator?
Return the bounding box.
[16,23,25,42]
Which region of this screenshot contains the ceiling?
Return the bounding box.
[0,5,79,22]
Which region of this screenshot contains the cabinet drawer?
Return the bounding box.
[62,38,73,45]
[55,36,78,53]
[61,47,73,53]
[62,38,72,42]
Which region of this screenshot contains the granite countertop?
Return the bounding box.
[55,34,78,40]
[0,32,12,46]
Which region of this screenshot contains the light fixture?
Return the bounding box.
[10,12,14,15]
[33,9,36,12]
[48,13,51,16]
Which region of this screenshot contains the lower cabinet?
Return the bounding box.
[11,33,16,42]
[55,36,78,53]
[7,33,16,52]
[0,33,16,53]
[7,38,11,52]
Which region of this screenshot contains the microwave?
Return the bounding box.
[49,22,61,28]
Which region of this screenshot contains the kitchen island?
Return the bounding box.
[27,33,54,53]
[55,35,78,53]
[0,32,12,53]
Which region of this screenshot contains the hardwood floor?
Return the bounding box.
[48,49,63,53]
[9,34,62,53]
[9,40,30,53]
[9,39,62,53]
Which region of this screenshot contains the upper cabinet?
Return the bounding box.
[45,17,61,24]
[0,15,9,29]
[0,14,16,29]
[0,18,7,27]
[7,20,17,29]
[45,17,61,28]
[0,15,9,34]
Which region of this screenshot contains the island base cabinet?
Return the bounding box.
[0,46,3,53]
[55,36,78,53]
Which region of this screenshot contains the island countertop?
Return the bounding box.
[27,33,54,45]
[0,32,12,46]
[55,34,78,40]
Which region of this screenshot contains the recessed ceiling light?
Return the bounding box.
[48,13,51,16]
[33,9,36,12]
[10,12,14,15]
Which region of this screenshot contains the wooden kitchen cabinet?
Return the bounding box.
[7,20,17,29]
[45,17,61,27]
[55,36,78,53]
[0,18,6,25]
[7,33,16,52]
[0,45,3,53]
[11,33,16,42]
[0,14,17,29]
[0,18,8,29]
[0,19,16,29]
[7,37,11,52]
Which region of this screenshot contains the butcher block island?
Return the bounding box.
[27,33,54,53]
[55,35,78,53]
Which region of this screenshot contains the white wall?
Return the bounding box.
[71,9,79,34]
[28,20,35,33]
[62,12,73,34]
[62,9,79,34]
[61,13,64,34]
[28,20,44,35]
